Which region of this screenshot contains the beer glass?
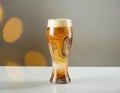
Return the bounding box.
[46,19,73,84]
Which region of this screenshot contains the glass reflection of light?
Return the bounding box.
[24,51,47,66]
[3,17,23,43]
[52,84,69,93]
[0,4,3,23]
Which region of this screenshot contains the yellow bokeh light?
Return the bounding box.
[3,17,23,43]
[0,4,3,23]
[5,61,20,66]
[24,51,47,66]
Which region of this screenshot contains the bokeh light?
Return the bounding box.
[3,17,23,43]
[24,51,47,66]
[0,4,3,23]
[5,61,20,66]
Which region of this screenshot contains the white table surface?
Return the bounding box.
[0,67,120,93]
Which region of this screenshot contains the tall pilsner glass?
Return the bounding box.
[46,19,73,84]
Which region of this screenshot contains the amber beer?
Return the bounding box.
[46,19,73,84]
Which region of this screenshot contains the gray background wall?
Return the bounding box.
[0,0,120,66]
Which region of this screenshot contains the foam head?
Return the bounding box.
[47,19,72,27]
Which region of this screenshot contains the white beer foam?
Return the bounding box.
[48,19,72,27]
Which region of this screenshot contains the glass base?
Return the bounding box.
[50,77,71,84]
